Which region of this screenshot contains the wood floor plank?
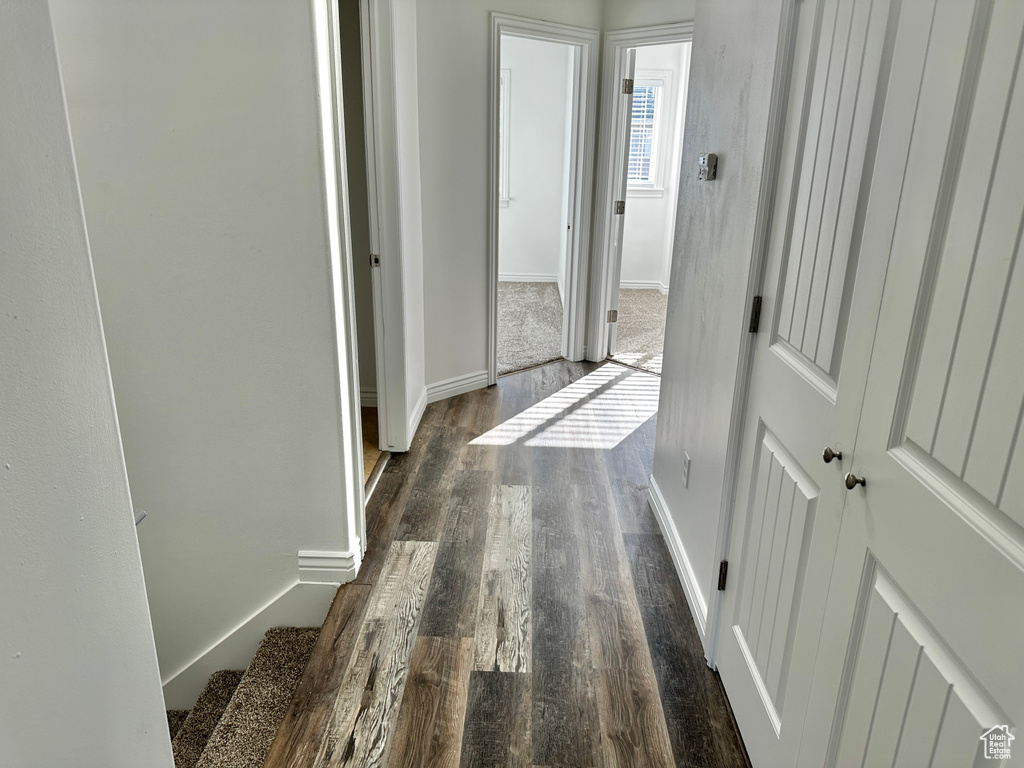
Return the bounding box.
[573,483,676,768]
[459,672,532,768]
[418,470,493,638]
[387,636,474,768]
[473,485,532,673]
[531,485,601,768]
[624,534,751,768]
[398,426,464,542]
[265,584,373,767]
[595,669,675,768]
[573,483,653,674]
[314,541,437,767]
[356,467,420,587]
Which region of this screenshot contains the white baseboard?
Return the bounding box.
[360,387,377,407]
[298,545,361,584]
[620,279,669,294]
[498,272,558,283]
[647,476,708,641]
[426,369,489,404]
[161,580,338,708]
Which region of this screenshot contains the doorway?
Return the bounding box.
[496,35,575,375]
[589,24,692,374]
[488,14,599,385]
[611,41,691,375]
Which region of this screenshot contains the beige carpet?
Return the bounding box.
[611,288,668,374]
[497,281,564,375]
[195,627,319,768]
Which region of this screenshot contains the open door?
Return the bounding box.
[606,49,636,357]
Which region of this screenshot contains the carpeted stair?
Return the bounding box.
[166,627,320,768]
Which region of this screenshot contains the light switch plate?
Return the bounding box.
[698,153,718,181]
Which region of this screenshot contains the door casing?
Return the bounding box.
[487,13,600,385]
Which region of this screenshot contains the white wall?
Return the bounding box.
[652,0,786,629]
[416,0,604,387]
[0,3,171,765]
[603,0,696,30]
[620,42,690,293]
[50,0,356,703]
[498,37,574,286]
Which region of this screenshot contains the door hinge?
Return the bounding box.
[370,253,381,268]
[748,295,762,333]
[622,78,634,95]
[718,560,729,591]
[607,309,618,323]
[614,200,626,215]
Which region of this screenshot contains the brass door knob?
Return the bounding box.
[823,447,843,463]
[845,473,866,490]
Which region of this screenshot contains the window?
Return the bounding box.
[498,69,511,207]
[626,71,671,193]
[627,84,659,184]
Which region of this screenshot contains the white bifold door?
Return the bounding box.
[717,0,1024,765]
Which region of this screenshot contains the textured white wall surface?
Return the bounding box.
[621,42,690,290]
[603,0,695,31]
[0,3,172,765]
[498,36,574,282]
[50,0,355,686]
[653,0,785,612]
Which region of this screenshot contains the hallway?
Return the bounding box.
[265,361,748,767]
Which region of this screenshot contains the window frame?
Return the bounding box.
[626,69,673,198]
[498,68,511,208]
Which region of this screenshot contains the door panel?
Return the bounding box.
[832,563,1001,766]
[799,1,1024,765]
[775,0,894,382]
[715,0,899,762]
[733,428,817,725]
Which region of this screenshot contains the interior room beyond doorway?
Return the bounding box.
[611,41,690,375]
[496,34,576,375]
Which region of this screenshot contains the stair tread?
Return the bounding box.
[167,709,190,741]
[195,627,320,768]
[171,670,244,768]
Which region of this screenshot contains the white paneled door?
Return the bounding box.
[798,0,1024,765]
[719,0,1024,764]
[715,0,899,762]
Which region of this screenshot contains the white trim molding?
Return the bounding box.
[360,387,378,407]
[488,13,600,385]
[648,475,708,642]
[498,272,559,283]
[619,279,669,294]
[298,547,362,584]
[427,369,490,404]
[588,22,693,364]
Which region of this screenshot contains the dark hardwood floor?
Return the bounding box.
[265,360,750,768]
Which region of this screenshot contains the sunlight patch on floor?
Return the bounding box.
[470,365,661,449]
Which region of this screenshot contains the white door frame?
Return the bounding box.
[487,13,599,385]
[316,0,369,560]
[587,22,693,364]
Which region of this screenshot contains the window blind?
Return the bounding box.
[627,85,657,183]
